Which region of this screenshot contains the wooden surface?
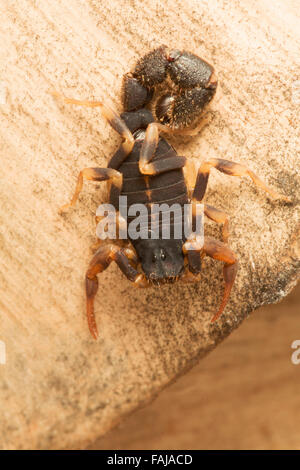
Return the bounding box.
[0,0,299,449]
[92,285,300,450]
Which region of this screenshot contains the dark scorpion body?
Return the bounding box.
[54,45,290,339]
[113,110,189,284]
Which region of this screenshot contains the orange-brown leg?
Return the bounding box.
[180,268,201,283]
[51,92,134,168]
[183,236,238,322]
[193,158,291,202]
[204,204,230,243]
[139,122,186,175]
[85,243,147,339]
[59,167,122,213]
[203,237,238,322]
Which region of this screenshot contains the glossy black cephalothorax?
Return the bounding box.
[55,46,289,339]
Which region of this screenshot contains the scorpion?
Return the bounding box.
[52,46,290,339]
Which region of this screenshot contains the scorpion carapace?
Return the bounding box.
[53,46,290,339]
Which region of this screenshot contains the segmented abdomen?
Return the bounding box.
[110,137,188,240]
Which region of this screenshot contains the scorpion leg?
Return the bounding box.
[86,243,147,339]
[183,167,231,276]
[58,167,122,213]
[183,161,230,243]
[51,91,134,167]
[139,122,186,175]
[204,204,230,244]
[183,236,238,322]
[193,158,291,202]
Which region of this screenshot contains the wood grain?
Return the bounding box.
[0,0,299,449]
